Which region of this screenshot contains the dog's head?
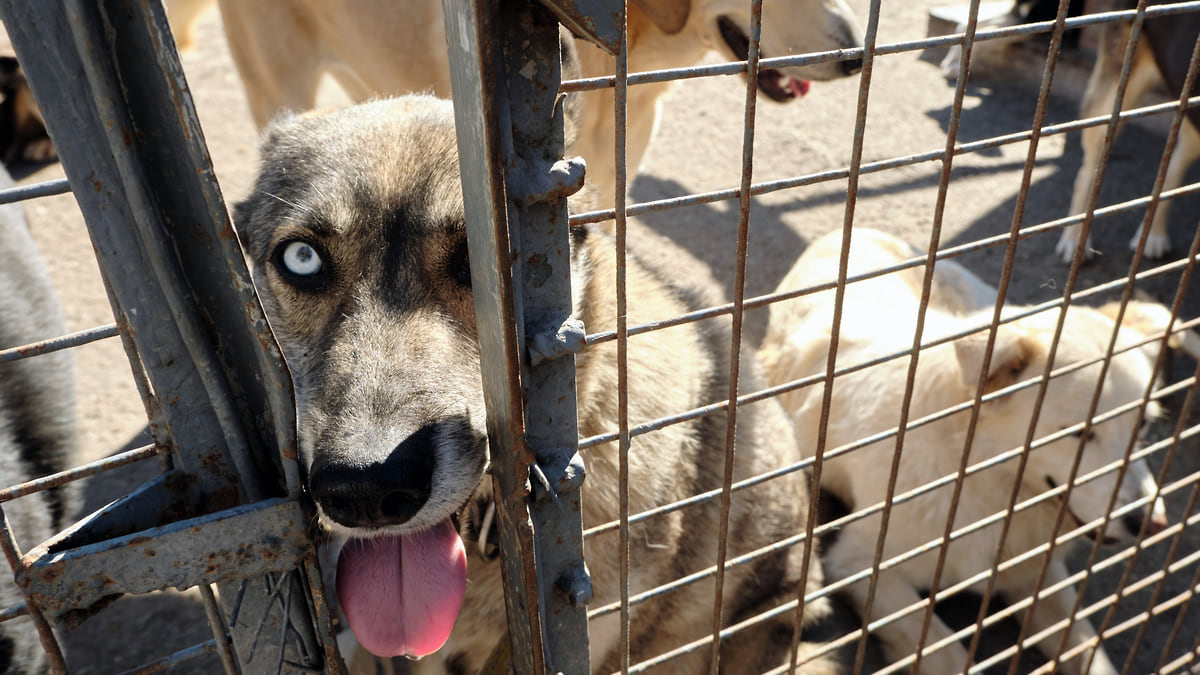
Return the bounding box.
[234,96,488,658]
[651,0,863,99]
[956,301,1173,545]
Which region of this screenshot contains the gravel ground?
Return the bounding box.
[6,0,1200,672]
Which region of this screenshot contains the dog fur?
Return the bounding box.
[0,165,76,674]
[1058,0,1200,262]
[232,94,837,673]
[167,0,863,205]
[759,228,1179,674]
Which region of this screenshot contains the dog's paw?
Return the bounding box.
[1056,230,1093,263]
[1133,229,1170,259]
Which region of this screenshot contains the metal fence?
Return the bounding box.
[2,0,1200,673]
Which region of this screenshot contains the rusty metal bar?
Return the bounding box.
[613,5,632,673]
[0,323,120,364]
[569,95,1200,228]
[0,443,159,504]
[707,0,765,668]
[558,2,1200,97]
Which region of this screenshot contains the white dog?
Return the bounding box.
[759,228,1184,674]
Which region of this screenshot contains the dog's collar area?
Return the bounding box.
[716,16,810,103]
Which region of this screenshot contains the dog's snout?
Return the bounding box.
[310,426,438,529]
[1122,510,1168,538]
[842,56,863,75]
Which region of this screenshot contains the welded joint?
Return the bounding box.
[530,450,587,505]
[510,156,587,207]
[528,316,586,366]
[556,563,593,607]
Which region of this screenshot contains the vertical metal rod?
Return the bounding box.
[615,7,632,674]
[199,583,243,674]
[853,0,983,671]
[785,0,880,668]
[0,505,67,672]
[1048,22,1200,675]
[708,0,764,670]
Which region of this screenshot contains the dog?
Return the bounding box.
[232,94,838,673]
[0,57,55,165]
[1058,0,1200,262]
[939,0,1085,79]
[167,0,863,205]
[759,228,1185,674]
[0,164,76,673]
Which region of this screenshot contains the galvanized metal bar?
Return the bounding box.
[501,4,591,669]
[0,2,341,671]
[444,1,595,672]
[0,178,71,205]
[443,1,545,669]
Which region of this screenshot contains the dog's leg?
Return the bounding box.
[1059,30,1151,262]
[215,1,326,127]
[1136,117,1200,258]
[163,0,214,52]
[831,552,972,674]
[1001,560,1117,675]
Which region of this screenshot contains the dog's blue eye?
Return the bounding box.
[281,241,323,276]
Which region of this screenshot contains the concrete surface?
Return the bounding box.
[5,0,1200,672]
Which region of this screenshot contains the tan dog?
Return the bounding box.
[760,228,1183,674]
[233,94,837,673]
[0,56,55,164]
[1058,0,1200,262]
[167,0,863,204]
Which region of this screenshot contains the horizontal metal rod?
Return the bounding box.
[0,323,120,364]
[0,443,158,504]
[570,96,1200,227]
[0,178,71,205]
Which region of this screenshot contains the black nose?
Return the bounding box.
[309,425,438,528]
[843,56,863,75]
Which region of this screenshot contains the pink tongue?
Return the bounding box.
[336,519,467,657]
[790,78,811,97]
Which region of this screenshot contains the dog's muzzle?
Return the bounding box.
[309,424,437,529]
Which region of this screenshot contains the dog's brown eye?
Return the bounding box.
[449,241,470,288]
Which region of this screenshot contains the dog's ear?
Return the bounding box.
[630,0,690,35]
[955,325,1041,396]
[1099,298,1200,362]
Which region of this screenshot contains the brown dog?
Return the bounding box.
[232,94,838,673]
[1058,0,1200,262]
[168,0,862,204]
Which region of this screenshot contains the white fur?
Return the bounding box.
[760,228,1174,674]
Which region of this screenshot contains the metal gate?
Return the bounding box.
[3,0,1200,673]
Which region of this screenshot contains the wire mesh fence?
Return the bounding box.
[0,0,1199,673]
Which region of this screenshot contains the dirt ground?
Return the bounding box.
[8,0,1200,672]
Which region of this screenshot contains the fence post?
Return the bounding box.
[443,1,618,672]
